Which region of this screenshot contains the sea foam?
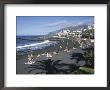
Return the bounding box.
[16,40,55,51]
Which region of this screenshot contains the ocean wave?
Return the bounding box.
[16,40,56,51]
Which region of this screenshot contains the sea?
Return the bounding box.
[16,36,56,52]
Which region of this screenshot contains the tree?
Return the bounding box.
[70,52,84,59]
[27,58,86,74]
[83,46,94,68]
[81,29,94,39]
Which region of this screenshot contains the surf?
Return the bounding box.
[16,40,56,51]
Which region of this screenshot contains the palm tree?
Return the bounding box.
[70,53,85,62]
[27,58,85,74]
[82,46,94,68]
[27,59,62,74]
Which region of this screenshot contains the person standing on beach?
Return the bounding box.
[28,54,32,62]
[25,53,35,64]
[46,53,52,60]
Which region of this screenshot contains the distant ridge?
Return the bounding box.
[47,24,93,36]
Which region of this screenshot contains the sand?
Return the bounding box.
[16,48,85,74]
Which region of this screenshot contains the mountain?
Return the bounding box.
[47,24,91,36]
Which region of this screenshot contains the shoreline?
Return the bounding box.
[16,37,94,74]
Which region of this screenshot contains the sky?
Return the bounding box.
[16,16,94,36]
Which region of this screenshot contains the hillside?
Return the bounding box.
[47,24,93,37]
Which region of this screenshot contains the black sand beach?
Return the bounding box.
[16,48,87,74]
